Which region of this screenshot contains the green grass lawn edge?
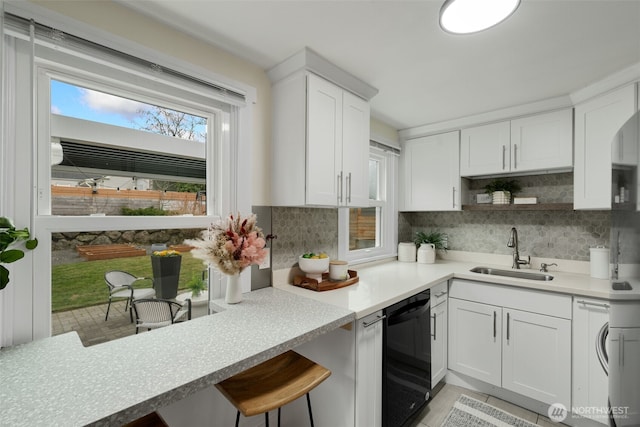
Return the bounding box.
[52,253,207,312]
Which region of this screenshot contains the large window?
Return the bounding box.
[338,144,397,263]
[48,79,211,217]
[1,12,249,344]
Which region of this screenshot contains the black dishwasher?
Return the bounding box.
[382,290,431,427]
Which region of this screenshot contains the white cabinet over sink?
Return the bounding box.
[460,109,573,177]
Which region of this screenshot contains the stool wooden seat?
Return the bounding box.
[215,350,331,427]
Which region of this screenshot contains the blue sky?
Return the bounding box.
[50,80,207,140]
[51,80,139,128]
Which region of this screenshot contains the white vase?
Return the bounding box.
[225,273,242,304]
[417,243,436,264]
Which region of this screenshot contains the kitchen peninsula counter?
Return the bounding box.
[0,288,354,427]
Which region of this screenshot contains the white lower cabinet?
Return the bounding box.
[355,311,384,427]
[449,298,502,386]
[448,279,572,408]
[572,297,610,425]
[501,308,571,406]
[431,283,448,386]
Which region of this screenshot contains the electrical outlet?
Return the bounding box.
[259,248,270,270]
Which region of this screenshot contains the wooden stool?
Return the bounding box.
[215,350,331,427]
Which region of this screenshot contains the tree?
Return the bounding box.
[133,105,206,142]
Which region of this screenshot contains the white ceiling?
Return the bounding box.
[122,0,640,131]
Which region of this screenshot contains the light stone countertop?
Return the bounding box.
[0,287,355,427]
[275,259,640,319]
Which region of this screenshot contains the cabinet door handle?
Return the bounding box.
[435,291,447,298]
[363,314,386,328]
[506,312,510,341]
[432,313,437,340]
[493,311,497,338]
[513,144,518,169]
[337,172,343,205]
[576,300,610,309]
[502,145,506,170]
[347,172,352,204]
[452,187,456,209]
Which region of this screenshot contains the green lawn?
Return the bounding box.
[52,253,207,312]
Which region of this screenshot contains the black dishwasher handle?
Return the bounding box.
[388,298,430,326]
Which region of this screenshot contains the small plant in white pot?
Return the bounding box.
[484,178,521,205]
[413,231,448,264]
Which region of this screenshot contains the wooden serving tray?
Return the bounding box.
[293,270,359,292]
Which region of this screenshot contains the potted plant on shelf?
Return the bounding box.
[0,217,38,290]
[413,231,447,264]
[484,178,522,204]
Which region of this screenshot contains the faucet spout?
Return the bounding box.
[507,227,529,269]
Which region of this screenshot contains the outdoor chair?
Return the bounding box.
[132,298,192,334]
[104,270,156,322]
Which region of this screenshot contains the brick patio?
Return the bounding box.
[52,296,210,347]
[52,300,137,346]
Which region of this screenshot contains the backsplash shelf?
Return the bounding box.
[462,203,574,211]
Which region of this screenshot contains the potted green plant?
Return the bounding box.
[413,231,448,251]
[484,178,521,204]
[414,231,447,264]
[0,217,38,290]
[186,273,208,298]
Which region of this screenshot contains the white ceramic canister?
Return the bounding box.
[329,260,349,281]
[417,243,436,264]
[398,242,417,262]
[590,246,610,279]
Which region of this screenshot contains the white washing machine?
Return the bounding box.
[608,286,640,427]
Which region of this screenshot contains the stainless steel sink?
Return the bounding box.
[612,281,632,291]
[470,266,554,281]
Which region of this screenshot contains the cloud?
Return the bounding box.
[51,105,62,114]
[79,88,147,119]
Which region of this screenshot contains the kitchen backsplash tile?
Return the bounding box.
[400,173,611,262]
[271,207,338,269]
[400,210,610,261]
[271,174,609,269]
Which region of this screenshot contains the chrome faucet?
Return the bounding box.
[507,227,530,269]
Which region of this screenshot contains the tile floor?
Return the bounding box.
[416,383,568,427]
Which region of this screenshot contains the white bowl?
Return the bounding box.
[298,255,330,282]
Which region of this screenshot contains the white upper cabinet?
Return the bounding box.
[341,90,371,207]
[271,72,371,207]
[510,109,573,173]
[460,109,573,177]
[574,84,637,210]
[400,131,463,211]
[460,121,511,176]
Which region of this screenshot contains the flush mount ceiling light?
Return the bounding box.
[439,0,520,34]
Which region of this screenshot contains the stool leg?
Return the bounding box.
[235,411,240,427]
[306,393,315,427]
[265,411,269,427]
[278,407,281,427]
